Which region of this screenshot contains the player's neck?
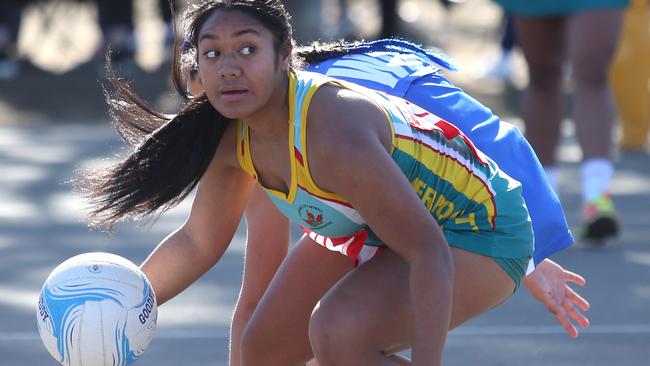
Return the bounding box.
[246,74,290,137]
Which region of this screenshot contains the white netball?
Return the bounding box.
[37,252,157,366]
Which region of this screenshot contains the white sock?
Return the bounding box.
[581,158,614,202]
[543,166,559,196]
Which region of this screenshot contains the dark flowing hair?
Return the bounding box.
[82,0,294,230]
[83,0,450,230]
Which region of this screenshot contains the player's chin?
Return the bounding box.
[215,104,253,120]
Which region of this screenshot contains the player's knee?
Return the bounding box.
[309,304,356,357]
[233,296,260,325]
[241,319,313,365]
[240,321,269,364]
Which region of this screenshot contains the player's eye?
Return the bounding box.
[240,46,255,55]
[205,50,220,58]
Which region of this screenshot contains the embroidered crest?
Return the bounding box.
[298,205,331,230]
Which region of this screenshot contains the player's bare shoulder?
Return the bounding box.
[307,84,392,155]
[305,84,393,193]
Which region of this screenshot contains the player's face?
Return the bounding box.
[196,9,288,120]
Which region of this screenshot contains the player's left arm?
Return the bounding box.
[308,87,453,366]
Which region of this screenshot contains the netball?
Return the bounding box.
[36,252,157,366]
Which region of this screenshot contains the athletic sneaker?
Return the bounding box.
[480,52,514,81]
[580,193,619,243]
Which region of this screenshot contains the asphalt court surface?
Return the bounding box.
[1,106,649,366]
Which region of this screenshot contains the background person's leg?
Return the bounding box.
[379,0,398,38]
[0,0,23,79]
[514,15,566,192]
[97,0,135,62]
[567,8,624,241]
[567,9,623,162]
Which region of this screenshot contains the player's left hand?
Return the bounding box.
[523,259,590,338]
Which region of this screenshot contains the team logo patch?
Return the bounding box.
[298,205,332,230]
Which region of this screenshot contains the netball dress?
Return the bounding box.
[304,40,572,266]
[237,69,534,284]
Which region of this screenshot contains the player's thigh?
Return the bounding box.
[310,247,516,353]
[241,236,354,355]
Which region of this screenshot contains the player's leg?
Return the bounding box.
[229,186,291,366]
[514,15,566,169]
[240,235,355,366]
[567,9,623,240]
[308,247,518,364]
[567,9,623,161]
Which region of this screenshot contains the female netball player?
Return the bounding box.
[83,1,587,365]
[222,38,590,365]
[222,40,589,365]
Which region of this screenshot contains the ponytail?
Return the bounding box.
[81,60,230,230]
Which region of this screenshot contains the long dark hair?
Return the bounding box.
[83,0,294,230]
[83,0,446,230]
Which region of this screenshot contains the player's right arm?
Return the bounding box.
[141,124,255,305]
[229,187,291,366]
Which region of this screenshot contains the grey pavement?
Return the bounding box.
[3,121,649,365]
[1,0,650,365]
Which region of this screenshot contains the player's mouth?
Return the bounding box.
[220,86,250,102]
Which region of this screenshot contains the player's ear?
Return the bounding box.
[187,67,204,96]
[279,42,293,72]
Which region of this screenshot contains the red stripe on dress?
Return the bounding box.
[297,184,354,208]
[401,99,488,167]
[301,227,368,264]
[395,134,497,229]
[434,119,488,165]
[294,147,304,166]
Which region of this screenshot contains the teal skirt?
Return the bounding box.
[492,0,629,17]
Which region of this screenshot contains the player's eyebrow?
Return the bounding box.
[199,28,262,42]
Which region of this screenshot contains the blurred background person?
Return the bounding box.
[376,0,462,42]
[0,0,26,79]
[481,12,516,81]
[492,0,628,243]
[158,0,187,50]
[97,0,183,70]
[96,0,135,65]
[610,0,650,152]
[336,0,359,39]
[159,0,174,47]
[319,0,360,40]
[379,0,398,37]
